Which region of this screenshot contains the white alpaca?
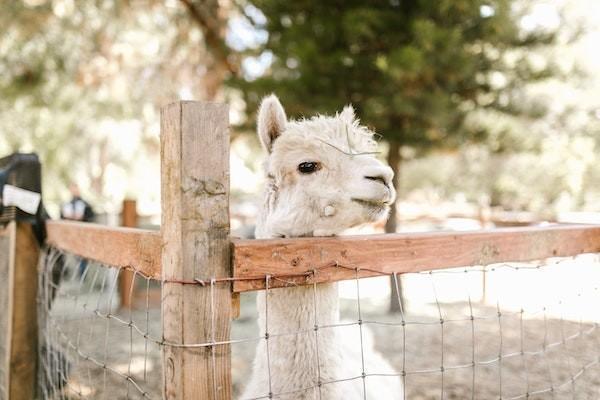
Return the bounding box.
[241,95,404,400]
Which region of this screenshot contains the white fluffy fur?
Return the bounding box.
[242,95,403,399]
[257,94,288,153]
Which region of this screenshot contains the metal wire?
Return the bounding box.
[38,247,159,399]
[36,246,600,399]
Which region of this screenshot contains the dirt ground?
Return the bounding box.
[42,280,600,400]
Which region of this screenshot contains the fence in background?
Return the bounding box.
[118,199,141,309]
[1,101,600,399]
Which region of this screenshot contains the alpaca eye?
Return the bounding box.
[298,162,319,174]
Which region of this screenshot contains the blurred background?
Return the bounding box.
[5,2,600,397]
[1,0,600,305]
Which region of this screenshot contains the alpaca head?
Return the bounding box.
[257,94,396,238]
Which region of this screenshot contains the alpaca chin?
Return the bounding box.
[363,202,391,223]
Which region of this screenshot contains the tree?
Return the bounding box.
[230,0,557,311]
[178,0,240,100]
[0,1,239,214]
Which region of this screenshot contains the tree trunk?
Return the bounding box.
[386,140,404,313]
[385,140,401,234]
[179,0,238,101]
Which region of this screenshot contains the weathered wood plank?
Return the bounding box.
[161,101,232,399]
[0,222,15,400]
[44,218,600,294]
[45,220,161,279]
[232,224,600,292]
[10,223,40,400]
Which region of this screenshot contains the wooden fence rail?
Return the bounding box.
[45,220,161,279]
[46,220,600,292]
[232,224,600,291]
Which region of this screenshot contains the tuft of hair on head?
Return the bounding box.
[257,94,287,153]
[339,105,356,124]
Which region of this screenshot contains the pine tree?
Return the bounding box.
[231,0,557,311]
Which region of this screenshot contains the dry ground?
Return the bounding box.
[42,284,600,400]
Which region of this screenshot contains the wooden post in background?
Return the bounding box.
[161,101,232,399]
[119,199,138,309]
[0,222,40,400]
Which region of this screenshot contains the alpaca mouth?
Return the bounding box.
[352,198,390,211]
[352,198,385,206]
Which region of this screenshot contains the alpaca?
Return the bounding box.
[241,95,404,400]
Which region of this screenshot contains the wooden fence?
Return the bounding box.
[1,222,40,400]
[2,100,600,399]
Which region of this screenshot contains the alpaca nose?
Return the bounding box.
[365,175,387,186]
[364,166,393,188]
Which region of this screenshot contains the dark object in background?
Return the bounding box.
[60,183,95,222]
[0,152,64,305]
[0,153,47,244]
[0,152,70,396]
[60,183,95,276]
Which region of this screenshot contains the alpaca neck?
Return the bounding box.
[254,220,341,383]
[243,179,348,398]
[256,282,340,336]
[256,202,341,332]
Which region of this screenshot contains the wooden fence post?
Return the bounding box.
[0,222,15,400]
[161,101,231,399]
[0,221,40,400]
[119,199,138,309]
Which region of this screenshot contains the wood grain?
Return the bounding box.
[232,224,600,292]
[119,199,138,308]
[46,219,600,295]
[0,222,15,400]
[161,101,232,399]
[10,223,40,400]
[46,220,161,279]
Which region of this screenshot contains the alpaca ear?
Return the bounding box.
[340,105,355,123]
[257,94,287,153]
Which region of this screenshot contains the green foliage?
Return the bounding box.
[231,0,556,150]
[0,1,210,214]
[401,132,598,214]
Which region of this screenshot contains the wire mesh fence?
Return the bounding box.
[38,245,600,399]
[38,248,162,399]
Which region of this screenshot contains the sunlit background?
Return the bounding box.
[6,2,600,398]
[2,0,600,311]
